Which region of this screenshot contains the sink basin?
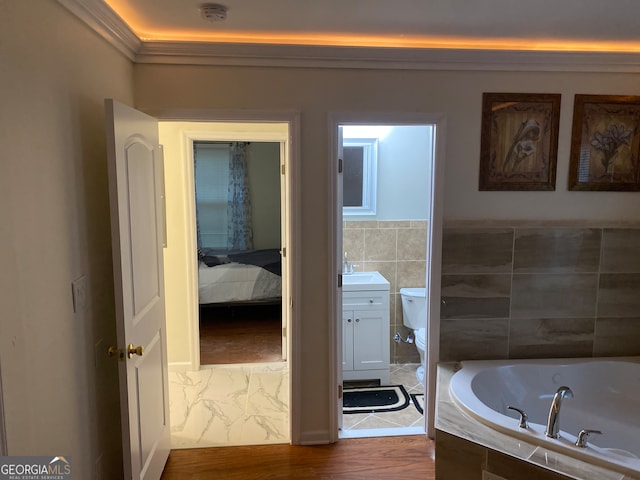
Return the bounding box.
[342,271,390,291]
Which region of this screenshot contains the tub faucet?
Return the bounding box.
[545,386,573,439]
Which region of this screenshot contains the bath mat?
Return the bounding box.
[343,385,410,414]
[411,393,425,415]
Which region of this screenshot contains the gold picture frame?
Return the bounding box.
[479,92,561,191]
[568,94,640,191]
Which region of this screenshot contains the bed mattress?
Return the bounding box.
[198,261,282,304]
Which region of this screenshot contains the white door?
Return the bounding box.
[105,99,170,480]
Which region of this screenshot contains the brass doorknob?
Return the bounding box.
[127,344,144,359]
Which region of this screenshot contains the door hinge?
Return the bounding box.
[338,158,343,173]
[281,164,286,175]
[282,326,287,338]
[338,384,343,399]
[338,273,343,288]
[281,247,286,257]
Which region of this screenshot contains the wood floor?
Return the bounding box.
[199,303,282,365]
[161,436,435,480]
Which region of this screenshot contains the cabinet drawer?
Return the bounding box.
[343,291,388,309]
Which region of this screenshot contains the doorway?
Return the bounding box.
[158,118,297,448]
[330,114,445,440]
[193,140,284,365]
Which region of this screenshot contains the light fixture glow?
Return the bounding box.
[104,0,640,54]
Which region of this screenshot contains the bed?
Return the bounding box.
[197,248,282,305]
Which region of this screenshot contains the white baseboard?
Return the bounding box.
[168,361,196,372]
[298,430,333,445]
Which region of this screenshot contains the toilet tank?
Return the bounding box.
[400,287,427,330]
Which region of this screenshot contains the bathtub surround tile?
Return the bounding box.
[594,317,640,356]
[439,319,509,361]
[597,274,640,317]
[508,317,595,358]
[513,228,601,274]
[511,274,598,319]
[169,363,289,449]
[439,225,640,361]
[601,229,640,273]
[441,274,511,319]
[442,228,514,274]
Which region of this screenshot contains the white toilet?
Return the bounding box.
[400,287,427,385]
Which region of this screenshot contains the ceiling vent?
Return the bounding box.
[200,3,228,22]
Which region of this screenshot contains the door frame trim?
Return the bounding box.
[145,108,302,444]
[0,359,7,455]
[328,112,445,439]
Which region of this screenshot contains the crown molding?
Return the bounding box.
[135,41,640,72]
[57,0,140,60]
[59,0,640,72]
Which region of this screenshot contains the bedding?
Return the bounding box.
[198,248,282,304]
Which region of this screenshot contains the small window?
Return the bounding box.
[343,138,377,215]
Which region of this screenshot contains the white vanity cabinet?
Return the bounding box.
[342,281,390,385]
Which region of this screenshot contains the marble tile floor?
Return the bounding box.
[168,362,289,449]
[340,363,425,438]
[168,362,424,449]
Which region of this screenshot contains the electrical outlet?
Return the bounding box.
[71,275,87,313]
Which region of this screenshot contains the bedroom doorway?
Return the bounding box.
[193,140,284,365]
[159,117,296,448]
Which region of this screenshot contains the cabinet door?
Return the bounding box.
[343,310,354,372]
[353,310,389,371]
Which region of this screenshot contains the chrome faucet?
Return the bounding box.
[343,252,352,274]
[545,386,573,439]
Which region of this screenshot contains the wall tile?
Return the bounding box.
[397,260,427,290]
[397,227,427,261]
[390,326,421,364]
[597,273,640,317]
[509,317,595,358]
[362,260,397,293]
[593,317,640,356]
[343,227,365,264]
[441,274,511,319]
[513,228,601,273]
[442,228,513,274]
[511,274,598,319]
[365,228,397,261]
[601,229,640,273]
[439,318,509,361]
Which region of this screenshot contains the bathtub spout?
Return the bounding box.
[545,386,573,439]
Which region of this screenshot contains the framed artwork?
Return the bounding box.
[479,92,561,191]
[568,94,640,191]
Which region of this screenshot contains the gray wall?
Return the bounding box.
[440,224,640,361]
